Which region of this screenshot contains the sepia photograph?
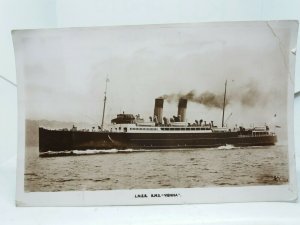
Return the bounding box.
[13,21,298,205]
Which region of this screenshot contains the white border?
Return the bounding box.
[14,21,298,206]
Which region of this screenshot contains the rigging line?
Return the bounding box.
[0,74,17,87]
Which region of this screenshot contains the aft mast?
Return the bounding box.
[222,80,227,127]
[101,76,109,129]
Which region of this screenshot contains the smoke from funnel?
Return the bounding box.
[161,90,225,109]
[159,81,267,109]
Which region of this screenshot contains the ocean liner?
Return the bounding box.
[39,80,277,154]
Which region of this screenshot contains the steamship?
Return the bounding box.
[39,81,277,154]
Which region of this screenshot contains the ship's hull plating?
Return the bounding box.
[39,128,277,153]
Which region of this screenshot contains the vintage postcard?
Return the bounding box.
[14,21,298,206]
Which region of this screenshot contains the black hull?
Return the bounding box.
[39,128,277,153]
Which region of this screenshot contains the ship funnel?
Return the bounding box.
[177,98,187,122]
[154,98,164,124]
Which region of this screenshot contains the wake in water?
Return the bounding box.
[39,144,275,157]
[217,144,236,150]
[39,148,157,157]
[215,144,276,150]
[40,147,231,157]
[73,149,119,154]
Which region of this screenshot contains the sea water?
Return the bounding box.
[24,145,289,192]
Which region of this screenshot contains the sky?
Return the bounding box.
[13,21,298,142]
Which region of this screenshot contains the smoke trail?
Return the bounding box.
[237,81,261,107]
[160,90,225,109]
[159,81,267,109]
